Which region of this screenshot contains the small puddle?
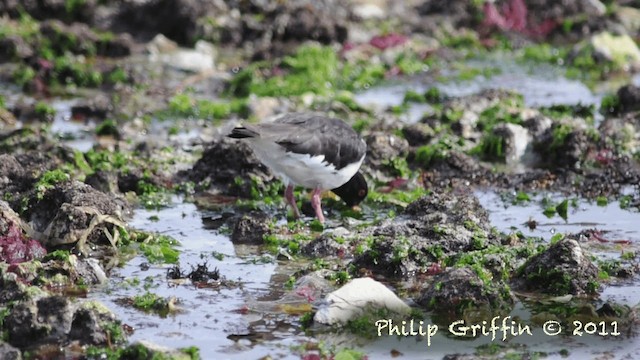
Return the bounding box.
[354,58,605,124]
[49,99,96,152]
[89,199,288,359]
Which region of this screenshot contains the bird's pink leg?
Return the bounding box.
[285,184,301,218]
[310,188,325,223]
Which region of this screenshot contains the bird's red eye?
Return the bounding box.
[358,189,366,197]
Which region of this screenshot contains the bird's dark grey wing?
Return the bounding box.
[271,113,366,170]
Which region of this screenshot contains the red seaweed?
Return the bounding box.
[0,222,47,264]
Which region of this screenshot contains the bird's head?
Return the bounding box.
[331,171,368,206]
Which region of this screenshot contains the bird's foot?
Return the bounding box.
[285,184,301,219]
[310,188,325,223]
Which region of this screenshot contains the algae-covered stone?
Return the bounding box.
[417,267,515,317]
[121,340,194,360]
[4,297,122,349]
[590,32,640,70]
[512,238,599,296]
[352,191,500,278]
[69,301,122,345]
[5,296,73,348]
[23,181,128,254]
[185,138,275,198]
[230,211,272,245]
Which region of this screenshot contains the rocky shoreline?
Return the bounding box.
[1,0,640,359]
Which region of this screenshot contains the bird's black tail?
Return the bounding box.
[228,126,259,139]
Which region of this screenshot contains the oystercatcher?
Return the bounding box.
[229,112,368,222]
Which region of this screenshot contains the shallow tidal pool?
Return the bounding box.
[85,188,640,359]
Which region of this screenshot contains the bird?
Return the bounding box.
[228,112,368,223]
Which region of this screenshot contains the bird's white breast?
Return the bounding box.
[247,139,364,189]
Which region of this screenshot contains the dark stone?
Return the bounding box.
[0,272,26,305]
[68,305,119,346]
[402,123,435,147]
[6,296,73,348]
[71,93,112,121]
[230,211,270,245]
[416,0,481,28]
[534,125,591,169]
[23,180,130,249]
[617,84,640,113]
[97,33,135,57]
[301,233,347,257]
[0,341,21,360]
[512,238,599,296]
[85,171,119,194]
[0,35,34,62]
[365,132,410,167]
[112,0,211,45]
[352,191,500,278]
[40,20,98,56]
[417,267,515,315]
[0,0,97,23]
[69,308,106,345]
[184,137,275,198]
[117,168,164,194]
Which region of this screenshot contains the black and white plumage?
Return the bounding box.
[228,112,368,222]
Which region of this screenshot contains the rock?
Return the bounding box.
[73,257,108,285]
[522,114,553,138]
[417,267,515,315]
[113,0,213,45]
[71,93,112,121]
[5,296,73,348]
[116,168,165,194]
[402,123,435,147]
[119,341,192,360]
[582,0,607,17]
[68,301,120,345]
[416,0,480,28]
[98,33,135,57]
[198,0,351,59]
[617,6,640,34]
[5,296,121,349]
[85,170,119,194]
[352,191,500,278]
[590,32,640,70]
[314,277,410,325]
[492,123,533,165]
[0,35,34,62]
[352,0,386,20]
[0,143,75,200]
[616,84,640,113]
[363,132,409,181]
[0,341,21,360]
[246,95,290,120]
[230,212,271,245]
[424,150,486,177]
[0,0,97,23]
[40,20,98,56]
[147,34,216,73]
[185,137,275,198]
[599,113,640,156]
[534,123,591,169]
[0,268,29,305]
[257,0,350,44]
[23,181,129,252]
[512,239,599,296]
[302,232,348,257]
